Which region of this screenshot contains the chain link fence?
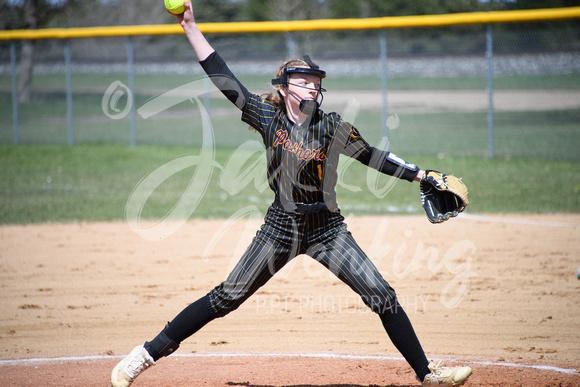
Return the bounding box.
[1,21,579,160]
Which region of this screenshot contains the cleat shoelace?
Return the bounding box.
[124,351,154,381]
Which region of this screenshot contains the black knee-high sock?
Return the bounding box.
[379,301,430,381]
[145,295,214,361]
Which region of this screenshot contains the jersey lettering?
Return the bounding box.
[273,129,326,161]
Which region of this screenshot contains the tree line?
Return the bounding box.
[2,0,579,30]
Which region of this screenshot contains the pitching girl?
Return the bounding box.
[111,2,472,386]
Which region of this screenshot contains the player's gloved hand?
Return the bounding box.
[420,170,469,224]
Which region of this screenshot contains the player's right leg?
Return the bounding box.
[111,206,300,386]
[203,204,303,318]
[110,295,211,387]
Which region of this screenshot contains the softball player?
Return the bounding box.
[111,2,472,386]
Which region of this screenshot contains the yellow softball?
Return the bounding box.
[164,0,186,15]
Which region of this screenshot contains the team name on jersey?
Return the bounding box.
[273,129,326,161]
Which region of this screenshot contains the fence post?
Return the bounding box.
[10,42,19,145]
[65,40,74,145]
[379,29,388,142]
[486,24,494,158]
[127,36,136,146]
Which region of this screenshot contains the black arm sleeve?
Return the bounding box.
[199,51,252,110]
[360,147,420,182]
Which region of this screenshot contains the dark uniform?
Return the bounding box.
[198,51,419,318]
[143,51,430,381]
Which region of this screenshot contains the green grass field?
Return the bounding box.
[1,72,578,223]
[1,73,579,158]
[1,144,578,224]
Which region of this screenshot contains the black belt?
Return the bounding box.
[274,198,327,214]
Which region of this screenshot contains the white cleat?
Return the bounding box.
[111,345,155,387]
[422,360,472,386]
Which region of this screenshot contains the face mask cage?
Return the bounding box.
[271,56,327,115]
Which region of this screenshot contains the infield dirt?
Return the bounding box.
[1,214,579,386]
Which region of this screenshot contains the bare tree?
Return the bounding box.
[17,0,37,104]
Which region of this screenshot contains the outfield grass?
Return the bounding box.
[1,73,578,160]
[0,144,578,224]
[1,90,578,159]
[1,72,578,223]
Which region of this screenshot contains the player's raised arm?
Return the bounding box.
[169,1,250,110]
[173,1,214,62]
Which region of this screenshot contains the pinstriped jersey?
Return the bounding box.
[242,93,372,209]
[200,51,419,210]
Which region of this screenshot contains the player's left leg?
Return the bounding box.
[305,218,430,381]
[305,218,471,385]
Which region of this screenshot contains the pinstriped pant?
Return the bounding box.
[207,205,397,317]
